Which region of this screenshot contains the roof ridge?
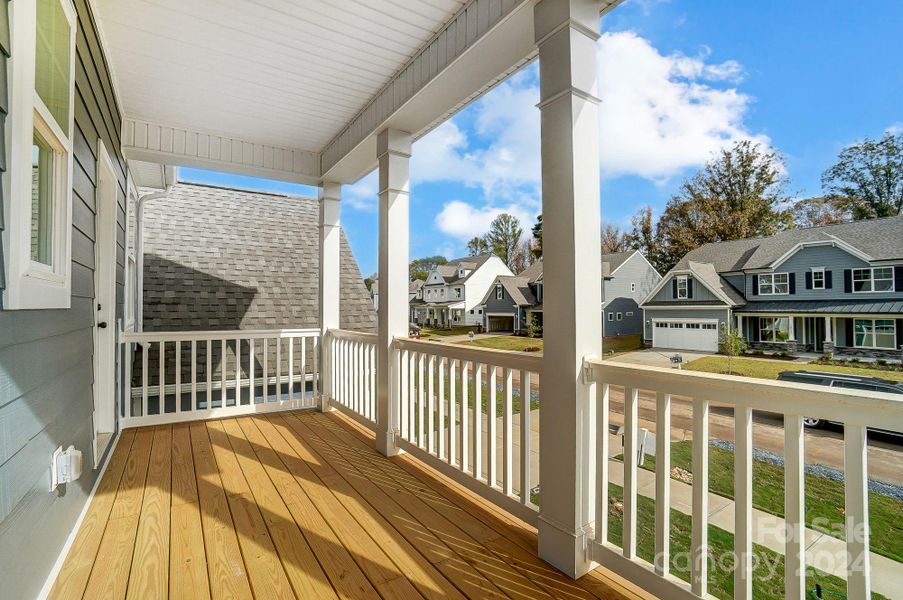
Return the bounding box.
[172,180,317,201]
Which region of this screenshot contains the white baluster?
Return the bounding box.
[190,339,197,412]
[845,424,870,600]
[734,406,753,600]
[287,335,294,401]
[474,362,483,481]
[595,382,609,544]
[220,339,227,408]
[175,340,181,413]
[428,354,436,454]
[461,361,470,473]
[438,357,446,460]
[654,392,671,576]
[159,340,165,414]
[262,338,269,403]
[275,338,282,402]
[520,370,532,506]
[691,398,709,597]
[248,338,255,405]
[622,387,638,558]
[418,353,425,448]
[312,335,319,405]
[449,359,457,466]
[488,364,498,488]
[503,367,513,496]
[141,343,148,417]
[785,414,806,600]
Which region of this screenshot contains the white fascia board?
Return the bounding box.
[640,269,692,306]
[321,0,537,183]
[769,237,873,269]
[122,118,320,185]
[639,267,734,308]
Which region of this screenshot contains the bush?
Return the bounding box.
[528,314,543,339]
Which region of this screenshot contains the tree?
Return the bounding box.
[654,140,793,272]
[512,238,535,273]
[626,206,661,269]
[600,223,630,253]
[466,236,489,256]
[409,256,447,281]
[792,196,850,228]
[485,213,523,270]
[531,214,543,259]
[821,132,903,219]
[718,323,747,375]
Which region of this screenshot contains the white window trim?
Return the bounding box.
[758,272,790,296]
[758,316,791,342]
[630,282,636,292]
[676,275,688,299]
[616,312,622,321]
[3,0,78,309]
[851,267,894,294]
[853,318,897,349]
[811,267,825,290]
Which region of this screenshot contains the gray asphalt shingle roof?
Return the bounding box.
[142,182,376,333]
[675,216,903,272]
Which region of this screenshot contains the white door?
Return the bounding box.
[92,140,118,466]
[652,320,719,352]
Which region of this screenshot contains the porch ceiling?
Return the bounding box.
[93,0,555,184]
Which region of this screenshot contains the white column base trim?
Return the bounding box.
[538,515,597,578]
[319,394,335,413]
[375,429,401,457]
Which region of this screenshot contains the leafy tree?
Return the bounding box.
[512,239,535,273]
[466,236,490,256]
[531,214,543,259]
[718,323,747,375]
[655,140,793,272]
[627,206,662,270]
[485,213,523,270]
[601,223,630,254]
[528,313,543,339]
[821,132,903,219]
[792,196,850,228]
[409,255,447,281]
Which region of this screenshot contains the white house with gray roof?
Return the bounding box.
[410,254,513,327]
[641,216,903,357]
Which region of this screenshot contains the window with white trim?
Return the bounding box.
[812,267,825,290]
[4,0,77,309]
[758,273,789,295]
[676,275,688,299]
[852,267,893,293]
[759,317,790,342]
[616,312,622,321]
[854,319,896,349]
[454,287,461,298]
[607,312,614,321]
[630,282,636,292]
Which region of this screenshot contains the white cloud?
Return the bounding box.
[434,200,536,241]
[343,171,378,212]
[597,31,768,179]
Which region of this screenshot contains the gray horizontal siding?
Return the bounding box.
[0,0,127,597]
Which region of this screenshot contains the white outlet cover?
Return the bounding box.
[50,446,63,491]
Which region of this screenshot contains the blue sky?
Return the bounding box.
[182,0,903,278]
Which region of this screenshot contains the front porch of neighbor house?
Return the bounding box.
[737,309,903,360]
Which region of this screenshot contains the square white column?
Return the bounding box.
[534,0,603,579]
[376,128,411,456]
[319,182,341,411]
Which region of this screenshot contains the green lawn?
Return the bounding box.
[419,326,480,338]
[457,336,544,353]
[454,334,643,357]
[686,356,903,383]
[604,483,888,600]
[631,441,903,563]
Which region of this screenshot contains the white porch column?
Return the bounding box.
[825,316,833,343]
[319,182,342,411]
[375,128,411,457]
[535,0,603,578]
[788,316,796,341]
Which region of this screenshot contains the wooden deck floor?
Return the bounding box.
[48,410,647,599]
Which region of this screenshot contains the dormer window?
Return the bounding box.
[495,284,503,300]
[812,268,825,290]
[676,276,688,299]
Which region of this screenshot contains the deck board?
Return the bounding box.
[48,410,646,600]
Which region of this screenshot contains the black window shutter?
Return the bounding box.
[895,266,903,292]
[752,275,759,295]
[789,273,796,294]
[687,279,694,299]
[897,319,903,349]
[844,269,852,293]
[805,272,812,290]
[825,270,833,289]
[672,278,677,298]
[845,319,854,346]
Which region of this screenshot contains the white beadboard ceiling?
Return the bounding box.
[96,0,468,153]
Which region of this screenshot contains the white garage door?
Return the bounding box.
[652,320,719,352]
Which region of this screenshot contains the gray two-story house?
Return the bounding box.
[641,216,903,357]
[479,250,661,335]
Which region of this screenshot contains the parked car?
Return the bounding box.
[777,370,903,428]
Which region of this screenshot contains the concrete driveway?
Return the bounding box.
[608,348,715,367]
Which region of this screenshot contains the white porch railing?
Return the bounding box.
[586,360,903,600]
[324,329,378,425]
[119,328,320,427]
[393,338,541,524]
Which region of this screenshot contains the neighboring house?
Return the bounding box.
[410,254,513,327]
[370,279,379,311]
[408,279,424,321]
[601,250,662,337]
[478,251,660,335]
[142,182,376,333]
[641,216,903,357]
